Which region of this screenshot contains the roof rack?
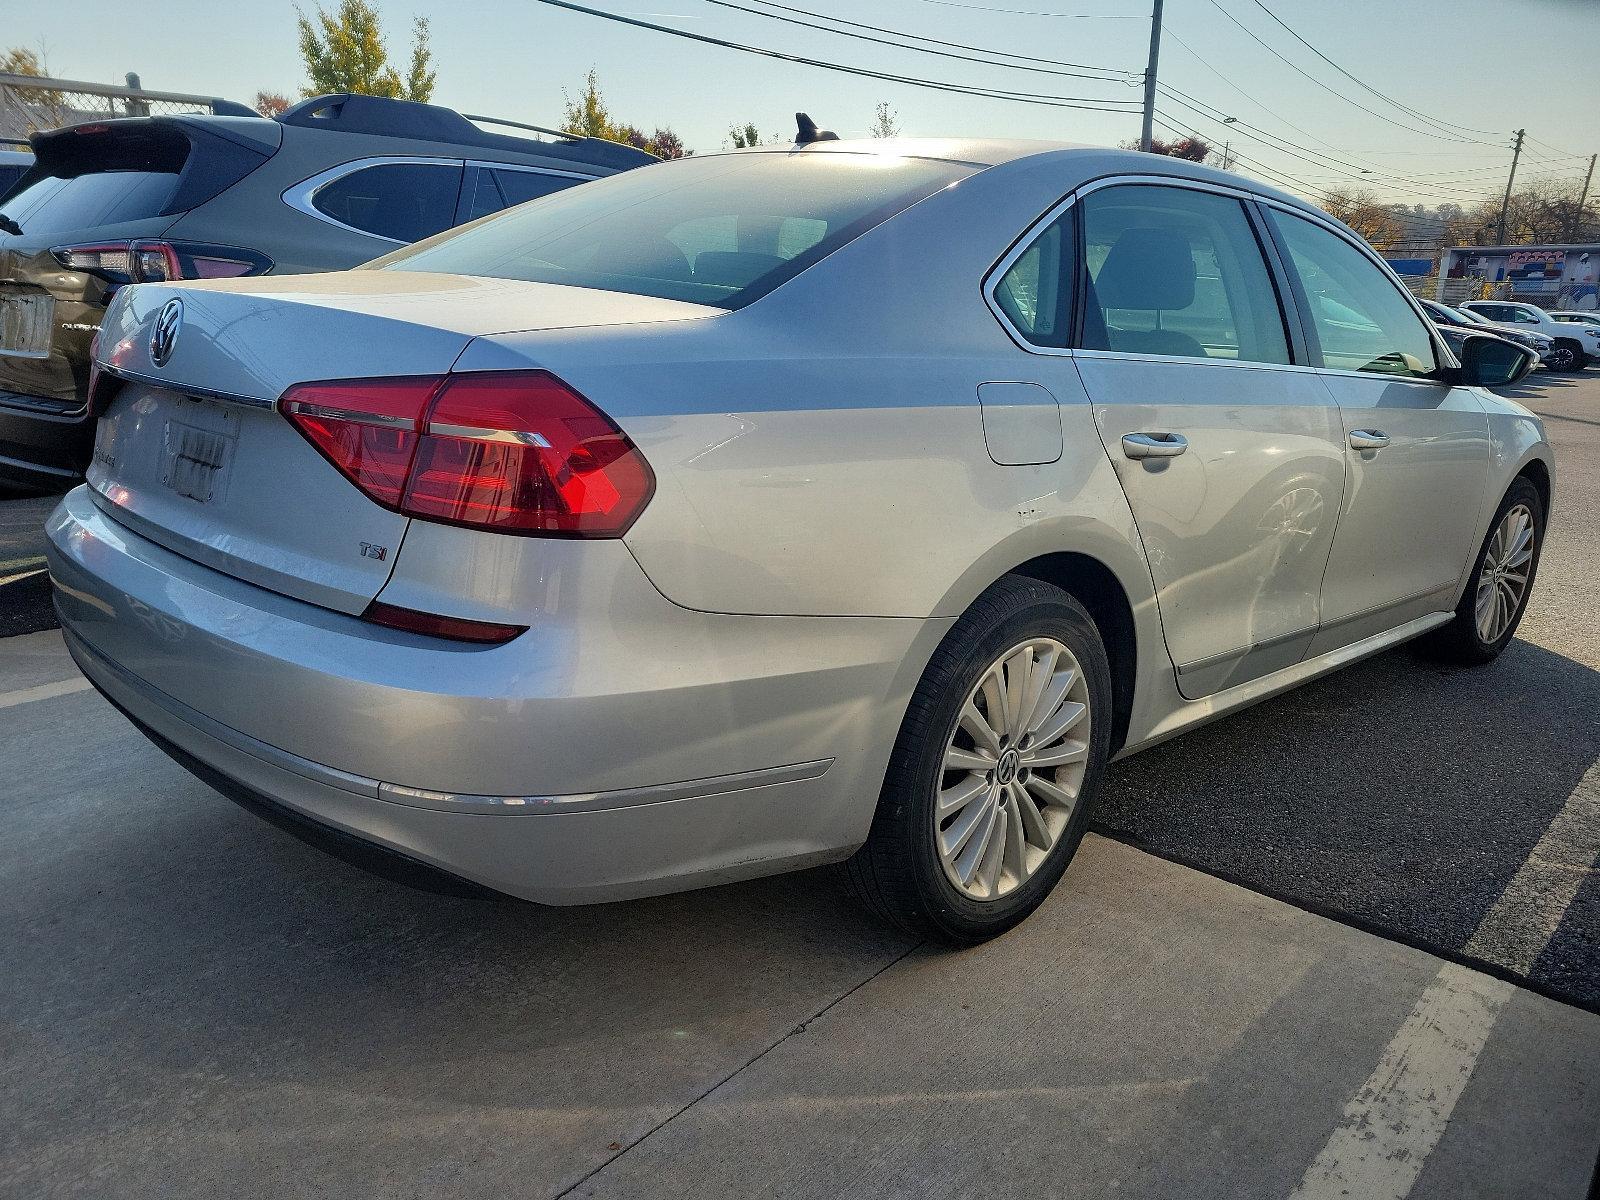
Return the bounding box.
[277,93,657,169]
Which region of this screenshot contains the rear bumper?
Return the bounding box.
[47,486,943,903]
[0,393,91,491]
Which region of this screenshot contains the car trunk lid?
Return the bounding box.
[87,271,717,612]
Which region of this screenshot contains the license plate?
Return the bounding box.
[162,401,239,504]
[0,290,53,359]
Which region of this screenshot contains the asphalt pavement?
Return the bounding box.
[2,370,1598,1197]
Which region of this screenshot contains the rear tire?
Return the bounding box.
[1421,477,1543,665]
[846,575,1112,944]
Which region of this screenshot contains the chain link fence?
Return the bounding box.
[0,72,248,146]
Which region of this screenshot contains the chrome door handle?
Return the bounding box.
[1122,432,1188,460]
[1349,429,1391,451]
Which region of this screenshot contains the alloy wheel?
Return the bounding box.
[934,637,1091,901]
[1475,503,1535,643]
[1549,345,1576,370]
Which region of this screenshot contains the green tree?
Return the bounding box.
[562,70,689,159]
[561,69,615,139]
[295,0,436,102]
[728,121,763,149]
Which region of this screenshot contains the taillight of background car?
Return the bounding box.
[279,371,655,539]
[51,240,273,285]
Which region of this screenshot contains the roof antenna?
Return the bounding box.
[795,112,839,144]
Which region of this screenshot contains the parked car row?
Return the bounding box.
[1420,299,1555,366]
[40,129,1552,940]
[1459,298,1600,372]
[0,93,656,492]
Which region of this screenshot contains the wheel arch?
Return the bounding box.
[1516,453,1552,515]
[1007,552,1139,754]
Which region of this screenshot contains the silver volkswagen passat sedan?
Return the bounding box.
[48,137,1551,942]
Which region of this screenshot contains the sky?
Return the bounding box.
[5,0,1598,208]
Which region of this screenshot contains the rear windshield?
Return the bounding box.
[373,151,976,309]
[0,123,189,237]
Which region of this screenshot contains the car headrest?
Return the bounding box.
[693,251,786,290]
[1094,228,1196,310]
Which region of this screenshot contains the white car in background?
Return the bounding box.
[1460,299,1599,371]
[1550,310,1600,333]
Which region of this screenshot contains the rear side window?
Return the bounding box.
[465,167,582,222]
[374,152,976,309]
[1080,185,1290,365]
[992,208,1075,348]
[312,162,463,242]
[1270,210,1437,378]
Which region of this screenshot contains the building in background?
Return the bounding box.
[1440,243,1600,309]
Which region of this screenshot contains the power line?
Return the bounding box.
[1200,0,1502,146]
[698,0,1137,80]
[733,0,1137,75]
[530,0,1144,112]
[903,0,1144,16]
[1158,86,1505,203]
[1239,0,1501,140]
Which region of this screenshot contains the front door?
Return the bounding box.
[1074,183,1347,698]
[1264,207,1490,654]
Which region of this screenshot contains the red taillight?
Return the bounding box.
[52,239,272,284]
[279,371,655,538]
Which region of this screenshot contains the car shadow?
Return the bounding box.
[1093,635,1599,1010]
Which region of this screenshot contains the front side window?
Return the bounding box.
[992,208,1075,348]
[1080,185,1290,365]
[313,162,464,243]
[373,152,975,309]
[1270,210,1437,378]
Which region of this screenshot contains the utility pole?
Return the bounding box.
[1139,0,1164,153]
[1220,141,1234,171]
[1569,153,1596,241]
[1496,128,1524,246]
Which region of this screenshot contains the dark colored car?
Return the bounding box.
[0,93,655,493]
[1419,298,1550,365]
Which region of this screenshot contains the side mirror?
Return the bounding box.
[1454,333,1536,389]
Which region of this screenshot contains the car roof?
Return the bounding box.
[723,137,1319,214]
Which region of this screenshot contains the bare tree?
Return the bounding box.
[869,101,900,138]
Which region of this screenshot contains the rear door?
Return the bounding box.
[1263,206,1490,654]
[1073,181,1346,698]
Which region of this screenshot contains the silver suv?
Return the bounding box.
[48,139,1551,942]
[0,93,655,492]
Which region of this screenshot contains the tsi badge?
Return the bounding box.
[359,542,388,562]
[150,298,184,367]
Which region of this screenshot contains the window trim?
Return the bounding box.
[982,173,1304,372]
[283,155,594,244]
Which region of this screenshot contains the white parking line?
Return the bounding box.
[1464,763,1600,974]
[1290,760,1600,1200]
[0,677,91,709]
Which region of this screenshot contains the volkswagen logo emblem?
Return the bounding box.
[150,298,183,367]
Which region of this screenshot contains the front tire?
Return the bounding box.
[846,576,1113,943]
[1548,340,1587,372]
[1423,477,1543,664]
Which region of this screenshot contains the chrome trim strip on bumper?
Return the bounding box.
[64,624,833,817]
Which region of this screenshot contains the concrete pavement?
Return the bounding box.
[1,629,1597,1198]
